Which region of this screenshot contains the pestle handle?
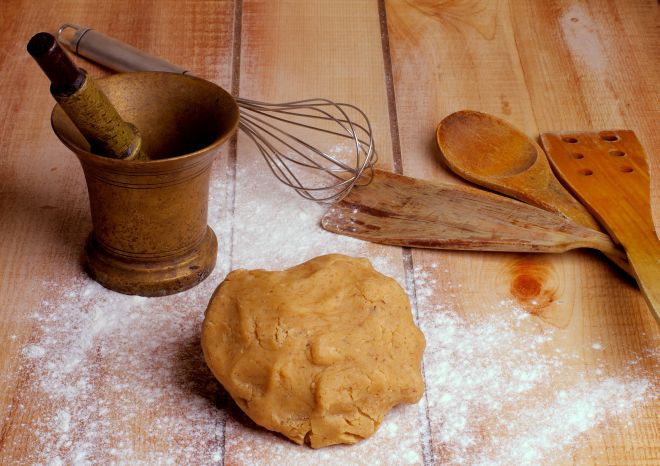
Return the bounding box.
[28,32,148,161]
[27,31,85,95]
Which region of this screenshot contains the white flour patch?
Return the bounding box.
[560,4,609,73]
[412,265,654,466]
[22,345,46,358]
[229,157,400,279]
[15,275,226,466]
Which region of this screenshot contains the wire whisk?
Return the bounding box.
[238,97,376,202]
[57,24,378,203]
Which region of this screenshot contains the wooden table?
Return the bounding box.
[1,1,657,464]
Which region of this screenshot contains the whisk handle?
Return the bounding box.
[57,23,192,75]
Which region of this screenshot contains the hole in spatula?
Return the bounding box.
[571,153,584,159]
[600,133,619,142]
[620,166,634,173]
[562,136,579,143]
[609,150,625,157]
[579,169,593,176]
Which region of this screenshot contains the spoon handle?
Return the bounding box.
[541,176,633,275]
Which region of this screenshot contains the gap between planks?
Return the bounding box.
[378,1,435,465]
[221,1,433,461]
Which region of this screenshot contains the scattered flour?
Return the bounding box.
[412,265,655,466]
[5,157,656,465]
[22,345,46,359]
[559,4,608,73]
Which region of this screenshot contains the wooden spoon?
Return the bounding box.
[321,169,628,260]
[436,110,601,229]
[435,110,631,275]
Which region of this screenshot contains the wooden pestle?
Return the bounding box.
[27,32,147,161]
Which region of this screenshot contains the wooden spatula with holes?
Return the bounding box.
[541,131,659,322]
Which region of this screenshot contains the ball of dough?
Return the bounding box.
[201,254,425,448]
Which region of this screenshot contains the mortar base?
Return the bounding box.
[84,227,218,297]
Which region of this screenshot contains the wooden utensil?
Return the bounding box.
[436,110,601,228]
[321,169,627,259]
[541,131,660,322]
[28,32,148,161]
[435,110,631,275]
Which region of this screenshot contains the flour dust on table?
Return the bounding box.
[6,159,404,465]
[412,265,655,466]
[6,158,655,465]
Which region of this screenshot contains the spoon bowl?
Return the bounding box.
[438,111,539,179]
[436,110,596,225]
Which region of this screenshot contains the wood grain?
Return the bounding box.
[225,1,426,463]
[385,0,658,464]
[0,0,657,464]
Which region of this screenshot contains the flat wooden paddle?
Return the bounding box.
[541,131,659,322]
[321,169,627,259]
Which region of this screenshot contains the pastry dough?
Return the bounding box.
[201,254,425,448]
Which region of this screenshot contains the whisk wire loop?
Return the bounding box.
[236,97,377,203]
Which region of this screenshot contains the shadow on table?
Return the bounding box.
[0,168,90,263]
[172,332,270,433]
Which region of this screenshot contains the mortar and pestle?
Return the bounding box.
[28,33,239,296]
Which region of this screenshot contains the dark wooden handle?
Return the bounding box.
[27,32,85,96]
[28,32,147,161]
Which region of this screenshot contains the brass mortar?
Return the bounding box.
[51,72,239,296]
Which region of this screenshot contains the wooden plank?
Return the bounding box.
[1,2,92,462]
[224,0,428,462]
[0,1,236,464]
[509,0,659,229]
[384,0,658,464]
[510,2,660,463]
